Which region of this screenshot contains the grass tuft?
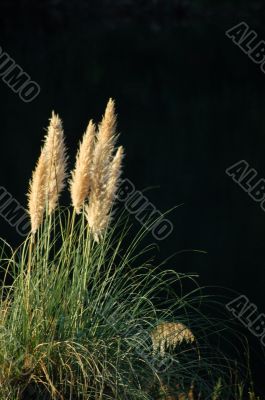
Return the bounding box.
[0,209,258,399]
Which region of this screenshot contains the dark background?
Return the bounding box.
[0,0,265,396]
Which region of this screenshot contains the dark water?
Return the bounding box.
[0,4,265,395]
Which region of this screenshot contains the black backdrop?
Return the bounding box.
[0,1,265,396]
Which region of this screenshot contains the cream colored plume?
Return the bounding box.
[151,322,195,357]
[85,99,123,242]
[69,98,124,242]
[28,112,67,234]
[44,112,67,214]
[105,146,124,205]
[97,98,117,149]
[89,98,118,199]
[28,150,47,234]
[85,145,124,242]
[70,120,96,214]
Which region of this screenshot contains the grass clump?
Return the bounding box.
[0,100,260,399]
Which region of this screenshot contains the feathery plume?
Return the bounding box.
[85,145,124,242]
[91,98,118,195]
[84,99,124,242]
[104,146,124,210]
[28,150,47,234]
[70,120,96,214]
[97,98,117,148]
[44,112,67,215]
[69,98,123,242]
[151,322,195,357]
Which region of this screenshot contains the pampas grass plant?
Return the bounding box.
[0,100,260,400]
